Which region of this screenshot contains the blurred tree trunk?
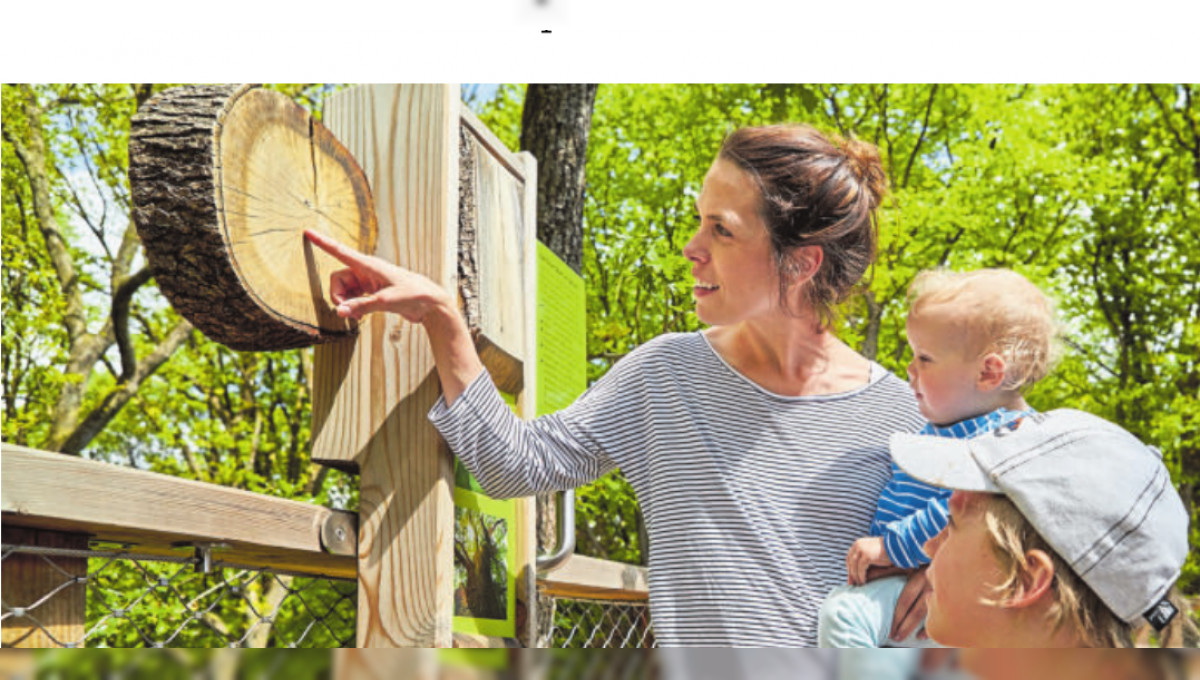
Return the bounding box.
[520,84,599,646]
[520,84,597,276]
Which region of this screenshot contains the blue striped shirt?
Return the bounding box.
[870,408,1031,569]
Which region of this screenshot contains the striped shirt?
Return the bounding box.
[429,332,924,647]
[870,408,1032,569]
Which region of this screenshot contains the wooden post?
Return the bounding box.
[1,527,88,648]
[127,84,539,650]
[313,88,539,649]
[313,85,461,648]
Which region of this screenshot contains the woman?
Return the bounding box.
[305,124,926,646]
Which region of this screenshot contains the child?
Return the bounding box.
[891,408,1192,663]
[818,268,1059,649]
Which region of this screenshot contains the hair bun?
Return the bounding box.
[839,136,888,209]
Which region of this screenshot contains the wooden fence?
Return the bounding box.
[1,443,650,648]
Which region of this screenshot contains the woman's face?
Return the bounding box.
[683,159,780,326]
[922,491,1011,647]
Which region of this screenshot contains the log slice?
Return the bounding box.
[130,84,377,351]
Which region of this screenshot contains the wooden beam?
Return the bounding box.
[1,444,356,580]
[1,527,87,648]
[514,150,540,649]
[460,107,526,184]
[319,85,460,647]
[537,556,650,602]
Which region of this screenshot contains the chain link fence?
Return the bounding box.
[544,597,655,649]
[1,542,356,648]
[4,542,654,650]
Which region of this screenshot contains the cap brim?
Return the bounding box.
[890,432,1001,493]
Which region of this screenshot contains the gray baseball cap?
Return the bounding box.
[890,409,1188,626]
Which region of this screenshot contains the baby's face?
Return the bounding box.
[905,309,988,425]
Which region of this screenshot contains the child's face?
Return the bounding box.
[922,491,1010,647]
[905,308,988,425]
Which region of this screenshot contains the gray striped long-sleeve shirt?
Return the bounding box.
[428,332,924,646]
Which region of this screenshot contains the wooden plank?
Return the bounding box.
[464,130,526,368]
[460,107,525,184]
[514,150,539,649]
[0,444,355,580]
[537,555,650,602]
[1,527,87,648]
[320,85,460,647]
[450,124,534,650]
[333,649,440,679]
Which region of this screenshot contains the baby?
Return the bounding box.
[818,268,1059,650]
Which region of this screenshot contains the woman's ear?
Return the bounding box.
[977,353,1008,393]
[785,245,823,287]
[1003,549,1056,609]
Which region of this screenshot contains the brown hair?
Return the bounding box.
[970,494,1196,649]
[718,124,887,324]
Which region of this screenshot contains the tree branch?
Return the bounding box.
[112,267,153,382]
[58,319,194,455]
[902,85,939,189]
[3,88,86,343]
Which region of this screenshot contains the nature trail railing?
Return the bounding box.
[1,443,653,649]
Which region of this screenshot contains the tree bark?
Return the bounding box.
[129,84,375,352]
[519,85,599,646]
[520,85,598,276]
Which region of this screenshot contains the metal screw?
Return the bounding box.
[335,527,346,542]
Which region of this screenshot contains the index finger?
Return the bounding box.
[304,229,371,268]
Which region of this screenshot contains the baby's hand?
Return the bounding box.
[846,536,892,586]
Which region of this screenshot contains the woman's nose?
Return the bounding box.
[683,232,707,263]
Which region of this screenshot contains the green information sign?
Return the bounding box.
[536,242,587,416]
[451,243,586,642]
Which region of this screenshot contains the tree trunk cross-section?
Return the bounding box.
[130,84,377,351]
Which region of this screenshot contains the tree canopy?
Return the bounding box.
[476,83,1200,589]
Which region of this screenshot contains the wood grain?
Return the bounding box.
[537,555,650,602]
[514,150,540,649]
[1,444,355,580]
[318,85,460,647]
[1,527,87,648]
[129,84,375,351]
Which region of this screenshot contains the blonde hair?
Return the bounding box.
[970,494,1196,650]
[908,268,1059,391]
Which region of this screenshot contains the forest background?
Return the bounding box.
[3,83,1198,645]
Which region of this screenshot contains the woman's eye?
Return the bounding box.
[714,224,732,237]
[918,356,931,363]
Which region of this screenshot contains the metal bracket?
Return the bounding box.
[171,541,229,574]
[319,511,357,556]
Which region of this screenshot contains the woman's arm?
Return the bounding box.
[890,567,932,642]
[304,229,620,497]
[303,229,482,405]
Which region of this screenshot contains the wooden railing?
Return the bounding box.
[1,443,652,648]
